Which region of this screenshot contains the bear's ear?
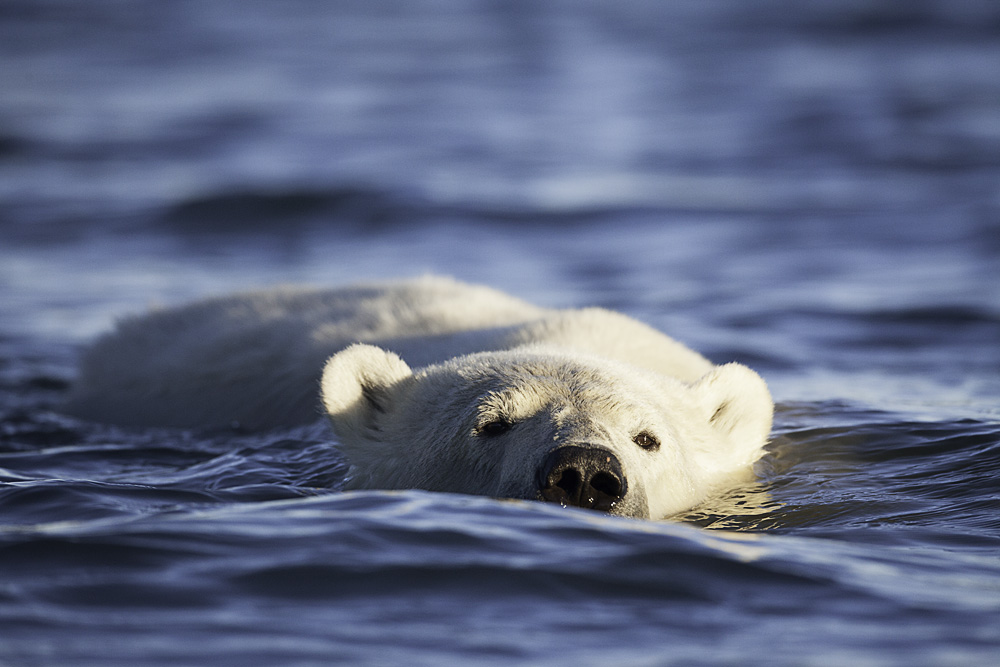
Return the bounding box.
[320,344,413,440]
[692,363,773,448]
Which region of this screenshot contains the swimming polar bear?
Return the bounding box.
[65,276,773,519]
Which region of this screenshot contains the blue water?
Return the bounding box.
[2,1,1000,665]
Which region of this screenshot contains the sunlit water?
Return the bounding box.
[2,1,999,665]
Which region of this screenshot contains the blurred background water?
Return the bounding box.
[1,1,999,665]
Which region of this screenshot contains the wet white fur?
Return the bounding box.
[66,276,773,518]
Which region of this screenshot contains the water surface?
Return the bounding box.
[2,1,999,665]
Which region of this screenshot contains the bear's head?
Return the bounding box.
[320,344,772,519]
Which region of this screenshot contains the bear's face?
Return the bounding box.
[321,344,772,519]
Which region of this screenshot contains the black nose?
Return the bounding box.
[537,445,627,512]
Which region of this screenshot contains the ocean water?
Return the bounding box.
[2,1,1000,665]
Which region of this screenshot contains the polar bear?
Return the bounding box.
[65,276,773,519]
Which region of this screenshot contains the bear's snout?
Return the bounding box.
[537,445,626,513]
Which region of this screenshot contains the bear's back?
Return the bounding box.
[63,277,548,430]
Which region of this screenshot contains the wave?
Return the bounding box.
[0,491,847,598]
[2,374,999,664]
[156,185,416,234]
[154,184,656,238]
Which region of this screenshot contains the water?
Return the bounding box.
[2,1,1000,664]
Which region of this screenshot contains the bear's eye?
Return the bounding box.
[478,418,514,437]
[633,431,660,451]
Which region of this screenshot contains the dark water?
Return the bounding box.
[2,1,1000,665]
